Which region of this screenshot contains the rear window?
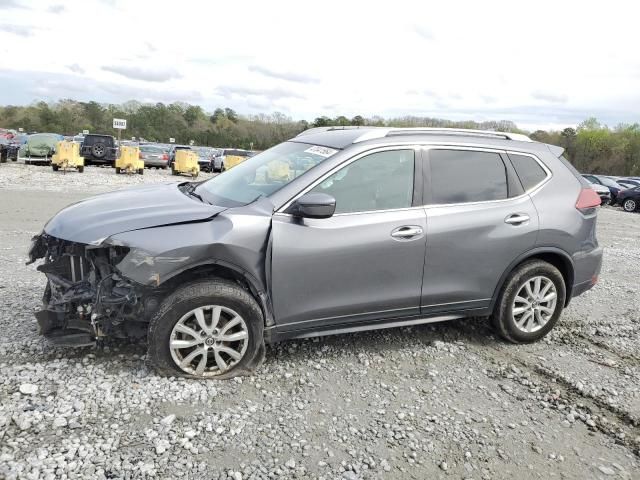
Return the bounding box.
[429,149,508,204]
[140,145,164,153]
[509,153,548,190]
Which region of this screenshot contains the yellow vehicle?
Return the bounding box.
[51,141,85,173]
[172,149,199,178]
[115,145,144,175]
[220,148,251,170]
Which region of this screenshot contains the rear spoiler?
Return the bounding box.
[547,144,565,157]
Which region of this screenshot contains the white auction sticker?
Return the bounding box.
[304,145,338,158]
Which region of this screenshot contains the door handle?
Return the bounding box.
[504,213,530,225]
[391,226,424,239]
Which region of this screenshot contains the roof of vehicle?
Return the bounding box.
[290,126,542,151]
[84,134,114,138]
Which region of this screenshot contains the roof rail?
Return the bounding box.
[296,126,366,137]
[353,127,532,143]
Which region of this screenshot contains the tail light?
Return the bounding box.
[162,153,169,161]
[576,188,601,212]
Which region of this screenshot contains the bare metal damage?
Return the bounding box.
[28,197,275,347]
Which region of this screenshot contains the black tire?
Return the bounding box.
[147,279,265,379]
[221,163,225,172]
[622,198,637,212]
[115,167,121,174]
[91,143,106,159]
[138,168,144,175]
[491,260,566,343]
[77,166,84,173]
[171,167,177,176]
[52,164,59,171]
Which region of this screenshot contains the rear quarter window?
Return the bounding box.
[508,153,548,190]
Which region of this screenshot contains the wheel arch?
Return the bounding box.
[490,247,575,311]
[157,260,275,327]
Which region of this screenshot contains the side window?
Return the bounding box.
[429,150,507,204]
[509,153,548,190]
[310,150,414,214]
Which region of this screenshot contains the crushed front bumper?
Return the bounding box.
[28,234,152,346]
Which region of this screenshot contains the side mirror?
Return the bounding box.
[289,193,336,219]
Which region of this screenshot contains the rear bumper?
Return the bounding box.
[570,246,603,299]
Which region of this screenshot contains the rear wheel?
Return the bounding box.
[52,164,59,171]
[147,280,265,379]
[77,166,84,173]
[623,199,637,212]
[492,260,566,343]
[171,167,177,175]
[115,167,121,174]
[138,168,144,175]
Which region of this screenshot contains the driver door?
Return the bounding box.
[270,147,427,333]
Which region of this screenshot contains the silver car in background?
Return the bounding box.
[139,144,170,169]
[28,127,603,379]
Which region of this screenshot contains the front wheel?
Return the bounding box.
[52,164,59,171]
[147,280,265,379]
[623,199,637,212]
[492,260,566,343]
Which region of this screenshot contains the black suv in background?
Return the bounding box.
[81,134,118,165]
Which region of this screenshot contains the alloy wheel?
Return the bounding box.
[169,305,249,377]
[511,276,557,333]
[623,199,636,212]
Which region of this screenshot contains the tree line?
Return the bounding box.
[0,100,638,175]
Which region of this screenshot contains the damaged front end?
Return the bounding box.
[28,234,153,347]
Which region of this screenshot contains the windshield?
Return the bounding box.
[599,177,622,188]
[195,141,338,207]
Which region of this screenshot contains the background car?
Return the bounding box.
[617,178,640,189]
[616,187,640,212]
[589,182,612,205]
[582,174,626,204]
[193,146,216,172]
[20,133,64,164]
[139,144,169,169]
[81,134,118,165]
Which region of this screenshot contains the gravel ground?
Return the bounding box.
[0,163,638,480]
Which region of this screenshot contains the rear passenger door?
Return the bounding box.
[420,147,544,315]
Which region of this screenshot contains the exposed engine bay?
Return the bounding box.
[28,234,158,346]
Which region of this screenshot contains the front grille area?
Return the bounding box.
[67,255,90,282]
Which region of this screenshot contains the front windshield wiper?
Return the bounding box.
[182,182,208,204]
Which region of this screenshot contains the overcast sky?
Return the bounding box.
[1,0,639,130]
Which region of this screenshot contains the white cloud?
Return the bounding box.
[0,0,639,130]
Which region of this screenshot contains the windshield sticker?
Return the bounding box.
[304,145,338,158]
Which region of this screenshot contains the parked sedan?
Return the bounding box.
[140,144,169,169]
[617,179,640,189]
[589,182,612,205]
[617,187,640,212]
[582,174,626,204]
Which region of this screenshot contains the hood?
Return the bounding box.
[44,183,227,244]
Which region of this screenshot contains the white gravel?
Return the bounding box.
[0,162,638,479]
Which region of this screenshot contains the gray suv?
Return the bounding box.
[28,127,603,379]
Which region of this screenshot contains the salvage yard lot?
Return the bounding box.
[0,163,638,479]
